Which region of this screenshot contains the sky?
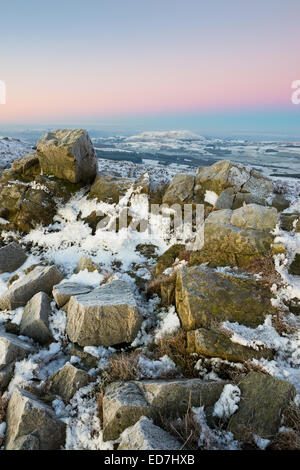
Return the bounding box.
[0,0,300,138]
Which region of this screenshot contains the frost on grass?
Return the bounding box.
[59,382,114,450]
[192,406,240,450]
[138,354,176,379]
[213,384,241,420]
[154,306,180,342]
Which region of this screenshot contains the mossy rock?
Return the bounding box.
[288,254,300,276]
[88,174,133,203]
[155,244,185,276]
[187,328,273,362]
[176,265,277,330]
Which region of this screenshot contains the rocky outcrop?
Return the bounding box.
[53,282,92,308]
[195,160,289,210]
[20,292,52,344]
[102,378,225,441]
[67,280,142,347]
[88,174,133,203]
[192,204,278,267]
[176,266,276,329]
[162,174,196,205]
[187,328,274,362]
[37,129,97,184]
[0,265,63,310]
[5,388,66,450]
[48,363,91,402]
[118,416,181,450]
[228,372,296,439]
[0,242,27,273]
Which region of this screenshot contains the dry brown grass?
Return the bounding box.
[268,431,300,450]
[159,395,201,450]
[101,350,142,384]
[146,272,176,298]
[272,313,297,336]
[148,329,198,378]
[98,389,105,428]
[243,251,281,286]
[0,393,8,446]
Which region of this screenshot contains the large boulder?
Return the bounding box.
[118,416,181,450]
[228,372,296,439]
[195,160,288,210]
[52,282,92,308]
[20,292,52,344]
[162,174,196,205]
[66,280,142,347]
[102,381,154,441]
[176,266,276,329]
[0,265,63,310]
[102,378,225,441]
[48,363,91,402]
[0,180,57,232]
[0,242,27,273]
[5,388,66,450]
[88,174,133,203]
[192,204,278,267]
[37,129,97,184]
[187,328,274,362]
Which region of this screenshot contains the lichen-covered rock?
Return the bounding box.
[5,388,66,450]
[191,204,277,267]
[67,280,142,347]
[289,254,300,276]
[0,265,63,310]
[11,153,40,177]
[118,416,181,450]
[136,378,225,415]
[48,363,91,402]
[88,174,133,203]
[176,266,276,329]
[0,242,27,273]
[37,129,97,184]
[162,174,196,204]
[228,372,296,439]
[52,282,92,308]
[187,328,273,362]
[155,244,185,276]
[195,160,285,210]
[0,332,35,369]
[102,381,154,441]
[280,213,300,232]
[20,292,52,344]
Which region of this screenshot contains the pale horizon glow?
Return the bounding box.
[1,0,300,136]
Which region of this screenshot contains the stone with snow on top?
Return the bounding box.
[191,204,278,267]
[48,363,91,402]
[74,256,100,274]
[0,331,35,369]
[53,281,92,308]
[88,174,133,203]
[5,388,66,450]
[195,160,284,209]
[118,416,181,450]
[176,265,276,330]
[162,173,196,205]
[102,381,154,441]
[0,242,27,274]
[0,265,63,310]
[37,129,97,184]
[20,292,52,344]
[67,280,142,347]
[187,328,274,362]
[228,372,296,440]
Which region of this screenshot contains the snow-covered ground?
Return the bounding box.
[0,137,33,169]
[0,133,299,450]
